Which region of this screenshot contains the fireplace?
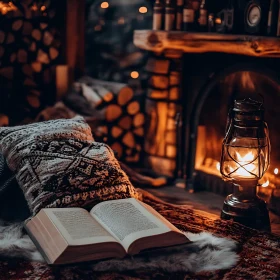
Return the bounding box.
[184,53,280,199]
[134,31,280,211]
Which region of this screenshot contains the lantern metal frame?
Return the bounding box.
[220,98,271,232]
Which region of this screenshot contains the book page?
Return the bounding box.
[90,198,171,252]
[44,208,118,246]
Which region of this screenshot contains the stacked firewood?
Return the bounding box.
[0,0,61,125]
[76,76,145,163]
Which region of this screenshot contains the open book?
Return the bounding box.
[24,198,189,265]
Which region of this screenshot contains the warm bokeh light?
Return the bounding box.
[262,180,269,187]
[101,2,109,8]
[130,71,139,79]
[274,168,279,175]
[139,6,148,13]
[0,1,17,14]
[40,5,46,11]
[94,25,102,31]
[118,17,125,24]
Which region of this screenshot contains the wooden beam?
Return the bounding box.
[134,30,280,58]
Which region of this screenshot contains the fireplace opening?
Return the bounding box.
[187,63,280,200]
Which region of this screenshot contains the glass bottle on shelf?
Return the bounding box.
[192,0,200,31]
[198,0,208,32]
[153,0,164,30]
[165,0,176,31]
[176,0,184,30]
[183,0,195,31]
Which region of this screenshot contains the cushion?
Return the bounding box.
[0,116,139,215]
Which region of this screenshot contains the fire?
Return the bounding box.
[216,162,220,171]
[232,151,257,177]
[274,168,279,175]
[262,180,269,187]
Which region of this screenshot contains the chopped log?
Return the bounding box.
[122,131,135,148]
[50,47,59,60]
[27,94,40,108]
[145,58,170,74]
[40,23,48,29]
[81,83,102,108]
[0,31,5,44]
[166,145,176,158]
[24,78,37,87]
[32,29,42,41]
[133,113,145,127]
[149,75,169,89]
[106,104,122,122]
[43,31,54,46]
[0,67,13,79]
[31,62,42,72]
[95,126,108,136]
[79,76,134,103]
[37,49,50,64]
[127,101,140,115]
[111,126,123,138]
[12,20,23,31]
[118,116,132,130]
[6,33,14,44]
[111,142,123,158]
[169,86,180,100]
[23,37,31,45]
[90,84,114,104]
[29,42,36,52]
[133,127,144,137]
[23,21,33,35]
[0,114,9,127]
[165,131,176,145]
[10,53,16,63]
[118,88,133,105]
[17,49,27,63]
[0,46,4,57]
[168,103,177,117]
[22,65,33,77]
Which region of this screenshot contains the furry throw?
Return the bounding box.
[0,221,238,273]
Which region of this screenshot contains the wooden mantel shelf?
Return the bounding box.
[134,30,280,58]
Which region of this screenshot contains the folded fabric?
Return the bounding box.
[0,116,139,215]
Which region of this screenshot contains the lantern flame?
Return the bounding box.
[274,168,279,175]
[230,151,257,178]
[262,180,269,187]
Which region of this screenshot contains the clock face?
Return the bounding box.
[247,4,261,26]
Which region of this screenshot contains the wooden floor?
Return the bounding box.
[145,185,280,236]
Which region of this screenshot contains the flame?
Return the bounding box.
[216,162,220,171]
[230,151,257,178]
[262,180,269,187]
[274,168,279,175]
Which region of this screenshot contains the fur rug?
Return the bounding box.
[0,221,238,273]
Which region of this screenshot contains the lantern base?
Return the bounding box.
[221,194,271,232]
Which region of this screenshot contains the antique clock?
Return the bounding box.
[244,0,264,34]
[219,0,269,35]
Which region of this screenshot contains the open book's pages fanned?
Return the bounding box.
[25,198,190,265]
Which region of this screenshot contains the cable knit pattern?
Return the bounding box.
[0,116,139,214]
